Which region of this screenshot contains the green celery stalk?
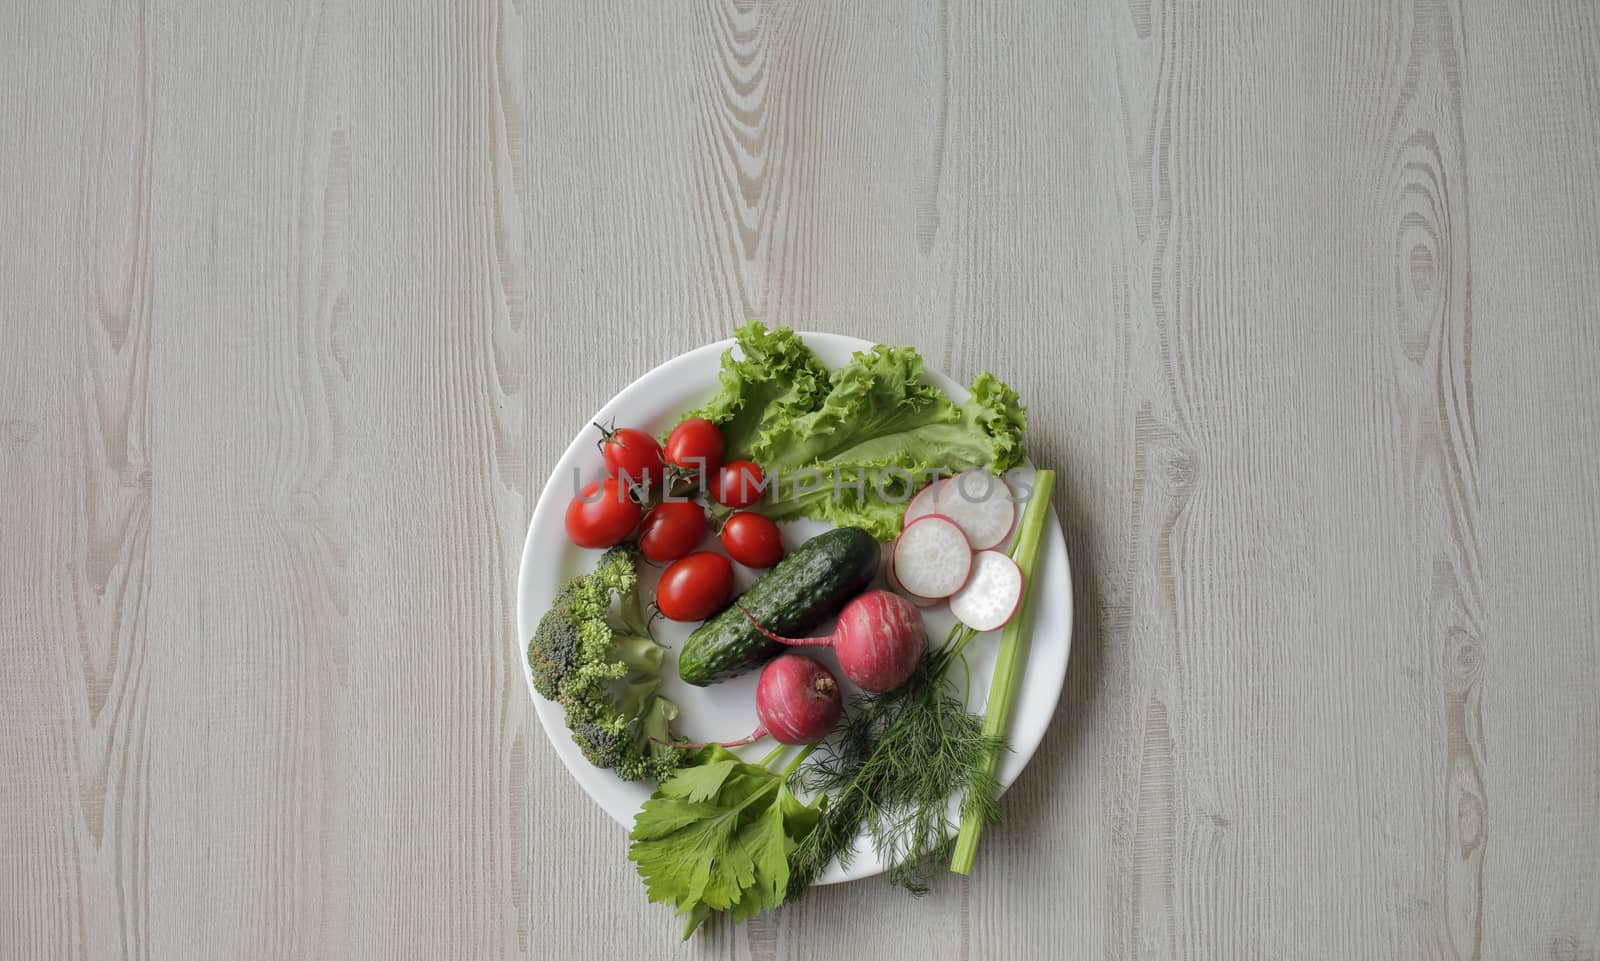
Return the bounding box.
[948,469,1056,874]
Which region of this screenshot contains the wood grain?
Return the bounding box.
[3,1,1598,959]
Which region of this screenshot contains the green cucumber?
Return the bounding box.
[677,526,880,686]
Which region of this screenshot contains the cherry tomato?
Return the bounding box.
[710,460,766,509]
[655,551,734,622]
[638,500,708,562]
[599,426,664,489]
[664,418,725,477]
[565,477,642,549]
[720,512,784,568]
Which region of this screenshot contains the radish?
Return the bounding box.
[884,549,938,608]
[934,469,1016,550]
[893,514,972,598]
[686,655,843,748]
[948,550,1025,632]
[741,590,927,693]
[902,478,947,528]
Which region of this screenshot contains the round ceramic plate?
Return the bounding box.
[516,332,1072,885]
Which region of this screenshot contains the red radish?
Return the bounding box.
[902,478,948,528]
[934,469,1016,550]
[948,550,1025,631]
[884,548,938,608]
[893,514,972,598]
[685,655,843,748]
[741,590,927,693]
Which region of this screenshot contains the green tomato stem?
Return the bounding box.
[949,469,1056,875]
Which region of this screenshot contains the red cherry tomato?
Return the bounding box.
[637,500,708,562]
[664,417,725,477]
[565,477,642,548]
[599,426,665,489]
[720,512,785,568]
[655,551,734,622]
[711,460,766,509]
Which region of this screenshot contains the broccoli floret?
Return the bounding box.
[572,691,683,784]
[528,547,685,783]
[528,587,583,699]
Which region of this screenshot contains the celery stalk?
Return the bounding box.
[949,469,1056,874]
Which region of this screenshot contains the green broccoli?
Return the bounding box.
[529,546,684,782]
[570,684,684,783]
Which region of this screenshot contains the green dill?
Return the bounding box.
[786,624,1005,895]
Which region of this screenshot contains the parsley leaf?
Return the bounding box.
[628,745,825,938]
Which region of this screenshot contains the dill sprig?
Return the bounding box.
[787,624,1006,895]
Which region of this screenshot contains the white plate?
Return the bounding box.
[515,332,1072,885]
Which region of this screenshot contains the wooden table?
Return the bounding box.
[5,2,1598,959]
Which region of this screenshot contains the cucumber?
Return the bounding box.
[677,526,880,686]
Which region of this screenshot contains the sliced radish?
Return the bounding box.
[948,550,1024,631]
[934,470,1016,550]
[893,514,972,598]
[885,548,939,608]
[902,478,947,529]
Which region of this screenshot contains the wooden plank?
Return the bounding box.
[1462,1,1600,958]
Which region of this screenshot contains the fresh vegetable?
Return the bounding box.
[528,546,682,782]
[949,470,1055,873]
[672,322,833,461]
[599,425,666,489]
[664,417,725,477]
[786,472,1054,892]
[934,469,1016,550]
[720,512,785,568]
[752,656,843,743]
[638,501,708,563]
[947,551,1024,632]
[656,550,734,622]
[741,590,926,694]
[901,478,946,528]
[711,459,766,509]
[755,352,1027,539]
[786,631,1002,895]
[677,324,1027,539]
[678,526,880,686]
[630,743,825,938]
[565,476,643,549]
[883,550,938,608]
[692,655,843,748]
[892,515,972,598]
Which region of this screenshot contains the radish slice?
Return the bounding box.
[948,550,1024,631]
[902,478,947,529]
[885,548,939,608]
[934,470,1016,550]
[893,514,972,598]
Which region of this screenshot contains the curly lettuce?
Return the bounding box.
[673,322,832,461]
[756,373,1028,537]
[750,345,948,469]
[681,325,1028,539]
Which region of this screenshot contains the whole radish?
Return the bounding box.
[683,655,843,748]
[741,590,927,693]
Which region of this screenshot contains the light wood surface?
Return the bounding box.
[4,1,1598,958]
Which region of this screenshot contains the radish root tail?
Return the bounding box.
[654,726,768,751]
[737,604,829,647]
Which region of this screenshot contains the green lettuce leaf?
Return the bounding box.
[752,358,1029,538]
[673,322,832,460]
[751,345,951,470]
[678,326,1029,539]
[755,466,918,540]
